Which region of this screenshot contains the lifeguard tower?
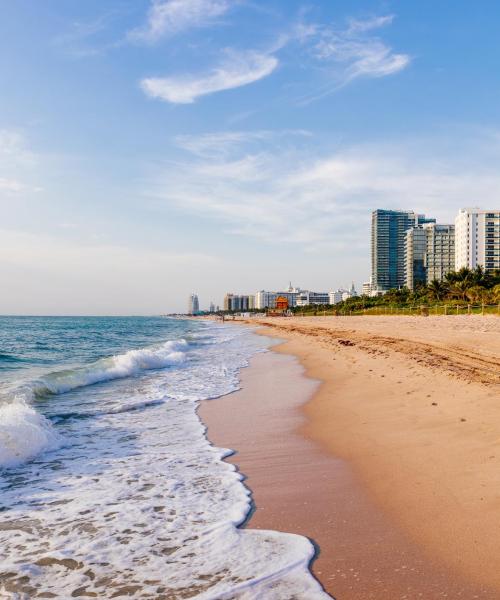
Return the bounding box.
[267,295,289,316]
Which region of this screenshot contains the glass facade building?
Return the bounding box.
[371,210,435,292]
[404,227,427,290]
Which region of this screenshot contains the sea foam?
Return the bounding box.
[0,339,187,470]
[34,339,187,396]
[0,400,61,468]
[0,322,329,598]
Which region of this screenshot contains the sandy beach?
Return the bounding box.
[200,315,500,598]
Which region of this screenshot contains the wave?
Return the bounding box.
[0,352,23,362]
[0,352,25,370]
[0,400,62,468]
[33,339,187,397]
[0,339,187,470]
[50,398,166,424]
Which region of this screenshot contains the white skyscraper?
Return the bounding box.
[455,208,500,272]
[187,293,199,315]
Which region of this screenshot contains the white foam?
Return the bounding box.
[36,339,187,396]
[0,339,187,470]
[0,323,330,598]
[0,400,61,468]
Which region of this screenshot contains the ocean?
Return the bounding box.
[0,316,328,599]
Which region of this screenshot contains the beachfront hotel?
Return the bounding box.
[455,208,500,272]
[226,284,358,311]
[371,210,436,293]
[223,294,255,311]
[404,223,455,290]
[424,223,456,282]
[254,284,302,309]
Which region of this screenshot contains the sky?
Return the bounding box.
[2,0,500,314]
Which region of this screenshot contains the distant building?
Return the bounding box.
[223,294,255,311]
[371,209,435,293]
[209,302,215,313]
[329,290,343,304]
[188,294,199,315]
[455,208,500,272]
[296,291,329,306]
[255,284,301,309]
[328,283,358,304]
[362,280,372,296]
[255,291,277,309]
[223,294,232,311]
[405,222,456,290]
[405,227,427,290]
[424,223,455,283]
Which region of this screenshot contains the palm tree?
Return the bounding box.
[492,284,500,303]
[446,267,473,285]
[449,279,471,301]
[466,285,487,303]
[427,279,447,301]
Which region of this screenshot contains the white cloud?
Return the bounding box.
[146,130,500,252]
[0,178,26,193]
[0,129,35,164]
[0,130,40,197]
[141,49,278,103]
[175,129,311,157]
[347,15,395,33]
[130,0,231,42]
[297,14,410,102]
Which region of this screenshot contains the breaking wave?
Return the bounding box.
[0,339,187,469]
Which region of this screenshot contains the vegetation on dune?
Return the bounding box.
[292,267,500,315]
[215,267,500,317]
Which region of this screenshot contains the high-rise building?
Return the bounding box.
[223,294,255,311]
[209,302,215,313]
[254,291,277,309]
[223,293,233,311]
[405,223,455,290]
[455,208,500,272]
[424,223,455,283]
[187,293,199,315]
[371,209,435,293]
[404,227,427,290]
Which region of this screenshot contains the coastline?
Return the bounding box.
[200,316,500,598]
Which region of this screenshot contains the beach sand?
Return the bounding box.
[200,315,500,598]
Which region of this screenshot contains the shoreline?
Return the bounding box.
[201,316,500,598]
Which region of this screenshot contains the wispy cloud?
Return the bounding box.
[130,0,232,43]
[145,130,500,251]
[52,11,126,58]
[297,14,410,102]
[141,49,278,103]
[0,130,35,164]
[175,129,311,157]
[0,130,41,196]
[346,14,395,33]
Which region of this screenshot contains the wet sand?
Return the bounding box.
[200,333,499,599]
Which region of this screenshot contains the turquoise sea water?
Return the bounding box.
[0,316,328,599]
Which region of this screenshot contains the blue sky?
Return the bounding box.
[2,0,500,314]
